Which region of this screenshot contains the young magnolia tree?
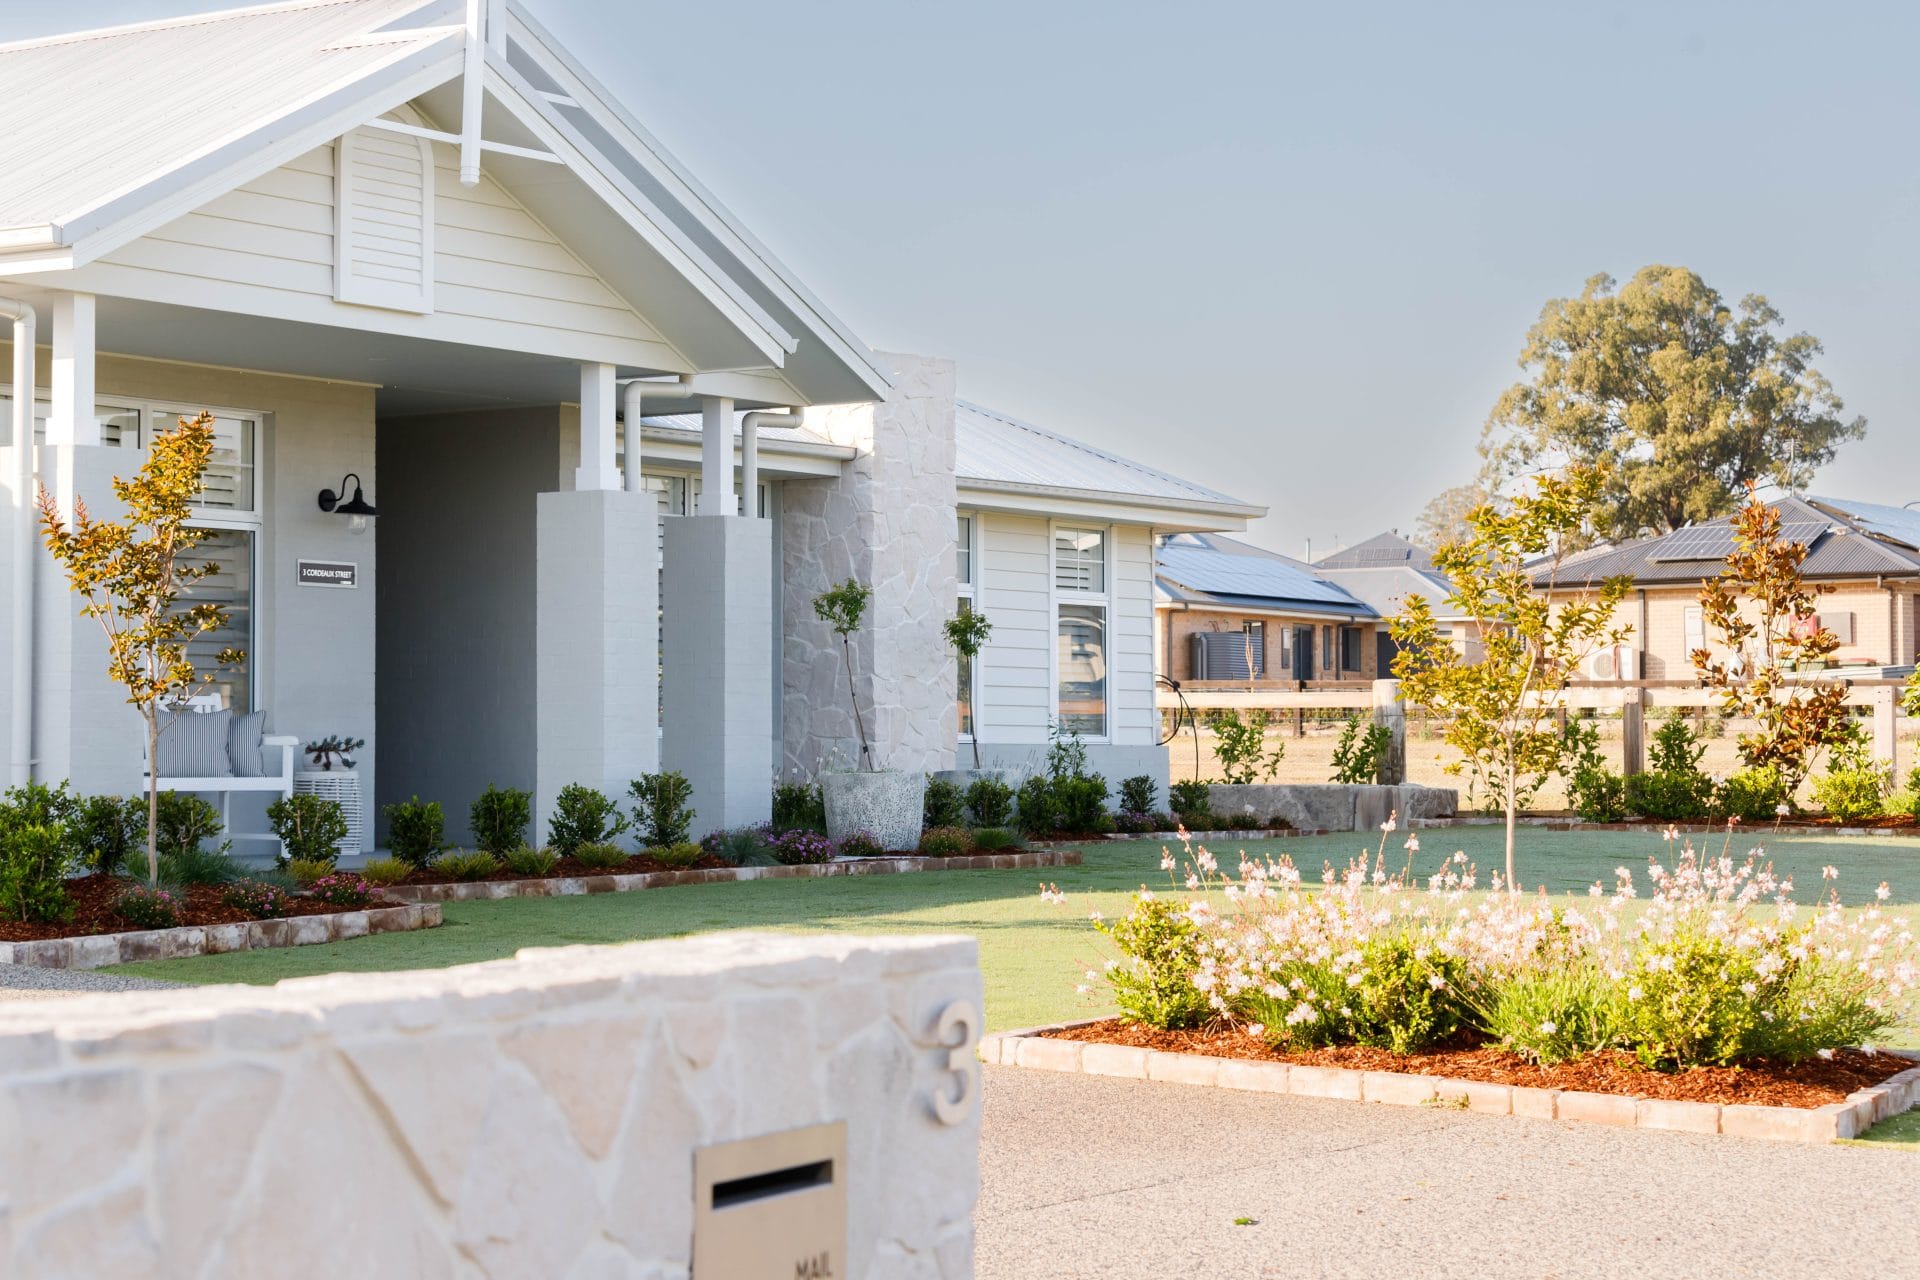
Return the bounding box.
[1694,490,1850,792]
[1391,466,1631,892]
[38,412,242,884]
[814,578,874,770]
[944,606,992,769]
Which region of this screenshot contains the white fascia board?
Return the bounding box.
[957,479,1265,531]
[0,226,62,251]
[503,4,893,401]
[0,248,78,277]
[638,425,851,478]
[483,59,794,368]
[59,38,466,267]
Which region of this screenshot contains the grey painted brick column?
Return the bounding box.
[663,515,773,837]
[535,489,657,840]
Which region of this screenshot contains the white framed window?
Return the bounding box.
[956,512,980,740]
[4,393,268,712]
[1684,605,1705,659]
[1052,523,1110,738]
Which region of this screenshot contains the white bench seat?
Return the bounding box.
[146,704,299,859]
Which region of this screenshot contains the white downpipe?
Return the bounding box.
[619,375,695,495]
[459,0,485,187]
[737,409,801,519]
[0,297,36,787]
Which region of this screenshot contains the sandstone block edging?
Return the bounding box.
[383,849,1083,903]
[0,903,442,972]
[988,1021,1891,1145]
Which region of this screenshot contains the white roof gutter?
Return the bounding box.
[0,296,35,786]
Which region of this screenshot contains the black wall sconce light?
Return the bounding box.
[318,473,377,535]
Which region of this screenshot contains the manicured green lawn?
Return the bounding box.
[109,825,1920,1037]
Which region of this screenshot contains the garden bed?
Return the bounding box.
[381,848,1082,902]
[984,1019,1920,1144]
[0,901,441,971]
[1039,1019,1901,1108]
[0,874,360,943]
[388,848,736,885]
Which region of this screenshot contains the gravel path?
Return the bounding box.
[977,1066,1920,1279]
[0,965,188,997]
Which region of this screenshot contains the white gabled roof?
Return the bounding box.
[0,0,459,236]
[956,400,1264,521]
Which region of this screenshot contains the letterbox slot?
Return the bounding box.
[710,1158,834,1210]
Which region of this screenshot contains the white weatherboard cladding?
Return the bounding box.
[334,127,434,313]
[77,132,682,369]
[972,514,1156,747]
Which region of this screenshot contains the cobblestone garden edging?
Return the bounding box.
[981,1019,1920,1145]
[0,903,444,972]
[380,848,1083,903]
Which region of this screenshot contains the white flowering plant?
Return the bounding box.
[1053,818,1919,1071]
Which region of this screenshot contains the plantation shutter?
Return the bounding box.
[335,125,436,313]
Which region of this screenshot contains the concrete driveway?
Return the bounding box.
[976,1066,1920,1279]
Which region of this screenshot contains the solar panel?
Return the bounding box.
[1650,520,1829,563]
[1157,546,1359,608]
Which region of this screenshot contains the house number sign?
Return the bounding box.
[927,998,980,1126]
[297,560,358,589]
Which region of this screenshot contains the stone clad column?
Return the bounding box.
[780,353,958,778]
[535,489,657,840]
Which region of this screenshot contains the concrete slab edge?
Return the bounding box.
[0,903,443,971]
[977,1021,1919,1146]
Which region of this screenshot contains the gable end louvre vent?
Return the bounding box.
[334,127,435,314]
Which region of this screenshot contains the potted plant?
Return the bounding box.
[294,733,367,860]
[813,578,924,851]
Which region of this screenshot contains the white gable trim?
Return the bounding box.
[502,3,893,399]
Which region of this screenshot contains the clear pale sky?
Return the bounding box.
[8,0,1918,556]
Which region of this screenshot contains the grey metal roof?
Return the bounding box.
[1314,564,1466,623]
[1157,534,1375,618]
[1314,531,1436,572]
[0,0,457,229]
[1543,495,1920,588]
[955,401,1263,515]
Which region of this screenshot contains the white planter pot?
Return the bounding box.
[293,769,363,859]
[823,770,925,852]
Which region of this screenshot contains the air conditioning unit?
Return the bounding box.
[1584,645,1638,681]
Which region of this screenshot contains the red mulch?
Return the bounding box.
[395,850,734,886]
[0,873,351,942]
[1042,1019,1908,1109]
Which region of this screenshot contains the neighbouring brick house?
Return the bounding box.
[1155,533,1382,687]
[1314,531,1481,669]
[1539,495,1920,681]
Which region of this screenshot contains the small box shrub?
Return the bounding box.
[647,842,703,869]
[770,829,836,865]
[306,874,376,908]
[923,777,966,828]
[360,855,411,886]
[267,793,348,869]
[1810,740,1888,822]
[770,780,826,834]
[285,857,335,888]
[428,850,500,882]
[503,845,559,877]
[72,794,142,878]
[1118,775,1158,816]
[572,842,631,870]
[382,796,447,867]
[918,826,974,857]
[629,771,695,847]
[0,821,72,925]
[150,791,225,860]
[547,784,628,854]
[113,884,182,931]
[835,829,885,859]
[965,776,1014,828]
[221,878,292,920]
[470,785,532,855]
[1014,775,1056,835]
[1716,766,1789,822]
[970,826,1021,851]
